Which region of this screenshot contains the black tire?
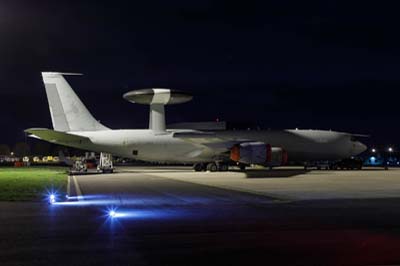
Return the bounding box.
[193,163,203,172]
[207,163,218,172]
[239,164,246,171]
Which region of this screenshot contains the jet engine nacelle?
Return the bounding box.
[268,147,288,166]
[230,142,272,165]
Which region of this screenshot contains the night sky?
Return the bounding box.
[1,1,400,147]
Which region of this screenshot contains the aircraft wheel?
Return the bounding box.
[206,162,218,172]
[239,164,246,171]
[193,163,204,172]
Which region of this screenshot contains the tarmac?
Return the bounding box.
[2,166,400,266]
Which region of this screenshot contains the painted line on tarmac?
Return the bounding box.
[67,176,71,196]
[72,175,84,201]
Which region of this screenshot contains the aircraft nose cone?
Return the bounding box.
[353,142,367,155]
[360,143,367,153]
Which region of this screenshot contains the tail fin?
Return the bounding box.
[41,72,109,132]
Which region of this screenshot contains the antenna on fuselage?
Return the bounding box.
[123,88,193,133]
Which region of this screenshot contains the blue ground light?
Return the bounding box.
[49,194,56,204]
[45,189,60,205]
[107,207,117,218]
[109,210,116,217]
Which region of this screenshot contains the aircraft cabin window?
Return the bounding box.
[132,150,138,155]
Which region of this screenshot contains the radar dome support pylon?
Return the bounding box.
[123,88,193,133]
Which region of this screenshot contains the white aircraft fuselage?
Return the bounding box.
[63,129,366,163]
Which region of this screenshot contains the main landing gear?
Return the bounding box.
[193,162,229,172]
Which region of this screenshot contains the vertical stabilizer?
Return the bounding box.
[41,72,109,132]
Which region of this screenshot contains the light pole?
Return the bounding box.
[385,147,393,170]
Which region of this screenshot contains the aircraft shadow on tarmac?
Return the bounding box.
[239,167,395,178]
[117,167,334,178]
[117,167,309,177]
[239,167,391,179]
[232,169,310,178]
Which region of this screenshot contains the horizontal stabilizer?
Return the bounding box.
[25,128,91,145]
[42,72,83,76]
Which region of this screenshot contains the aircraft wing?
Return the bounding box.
[173,131,247,150]
[24,128,91,145]
[173,131,222,143]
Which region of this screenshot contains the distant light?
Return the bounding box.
[388,147,394,152]
[370,156,376,162]
[371,148,376,153]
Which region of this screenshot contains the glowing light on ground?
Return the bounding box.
[109,210,116,218]
[44,188,60,205]
[49,194,56,204]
